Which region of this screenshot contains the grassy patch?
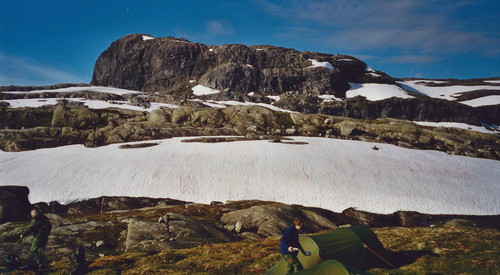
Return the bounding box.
[274,112,295,128]
[3,225,498,274]
[369,227,500,274]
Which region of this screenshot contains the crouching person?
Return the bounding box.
[20,209,52,269]
[280,218,310,273]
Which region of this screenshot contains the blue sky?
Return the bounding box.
[1,0,499,86]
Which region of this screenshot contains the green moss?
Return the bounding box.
[274,112,294,128]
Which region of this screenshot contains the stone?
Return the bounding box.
[220,203,336,237]
[285,128,296,134]
[126,213,235,252]
[63,196,187,215]
[235,221,243,233]
[147,109,169,123]
[0,186,31,224]
[125,219,172,253]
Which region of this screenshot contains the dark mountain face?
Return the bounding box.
[89,34,500,126]
[91,34,393,96]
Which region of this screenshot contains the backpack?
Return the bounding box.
[40,214,52,236]
[69,246,87,275]
[3,254,22,272]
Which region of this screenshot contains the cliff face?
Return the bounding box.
[89,34,500,126]
[91,34,393,96]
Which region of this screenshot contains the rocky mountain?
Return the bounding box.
[90,34,500,126]
[91,34,392,96]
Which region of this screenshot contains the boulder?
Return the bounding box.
[147,109,169,123]
[220,203,337,237]
[0,186,31,224]
[125,213,235,252]
[124,219,172,253]
[0,221,25,243]
[64,196,187,215]
[223,105,279,133]
[48,221,115,256]
[342,208,400,227]
[51,101,100,129]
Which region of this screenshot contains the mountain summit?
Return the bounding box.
[90,34,499,127]
[91,33,392,97]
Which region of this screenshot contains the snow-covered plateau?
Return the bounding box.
[0,136,498,215]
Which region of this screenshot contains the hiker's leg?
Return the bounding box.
[290,255,303,272]
[34,247,45,265]
[30,238,39,262]
[282,254,294,274]
[31,236,48,265]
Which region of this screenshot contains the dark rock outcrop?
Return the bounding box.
[0,186,31,224]
[220,203,337,237]
[342,208,500,229]
[91,34,391,97]
[282,95,487,125]
[35,196,188,215]
[125,212,235,253]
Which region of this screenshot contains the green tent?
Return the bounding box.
[294,260,363,275]
[266,225,392,275]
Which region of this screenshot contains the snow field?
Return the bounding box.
[3,86,140,96]
[459,95,500,107]
[347,83,414,101]
[397,81,500,104]
[0,137,498,215]
[414,121,499,133]
[3,98,178,112]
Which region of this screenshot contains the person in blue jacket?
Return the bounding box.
[280,218,311,273]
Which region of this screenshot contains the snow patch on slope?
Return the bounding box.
[459,96,500,107]
[196,99,292,112]
[3,98,178,112]
[347,83,414,101]
[414,121,499,134]
[308,59,334,70]
[1,137,498,215]
[2,86,141,96]
[319,95,342,102]
[192,85,221,96]
[398,81,499,102]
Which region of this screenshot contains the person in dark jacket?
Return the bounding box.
[280,218,310,273]
[20,209,52,268]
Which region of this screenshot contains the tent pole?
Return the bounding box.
[364,244,395,268]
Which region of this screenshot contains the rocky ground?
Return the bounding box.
[1,103,499,161]
[0,195,498,274]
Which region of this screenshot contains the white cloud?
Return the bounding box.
[257,0,500,57]
[0,53,85,86]
[206,20,233,37]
